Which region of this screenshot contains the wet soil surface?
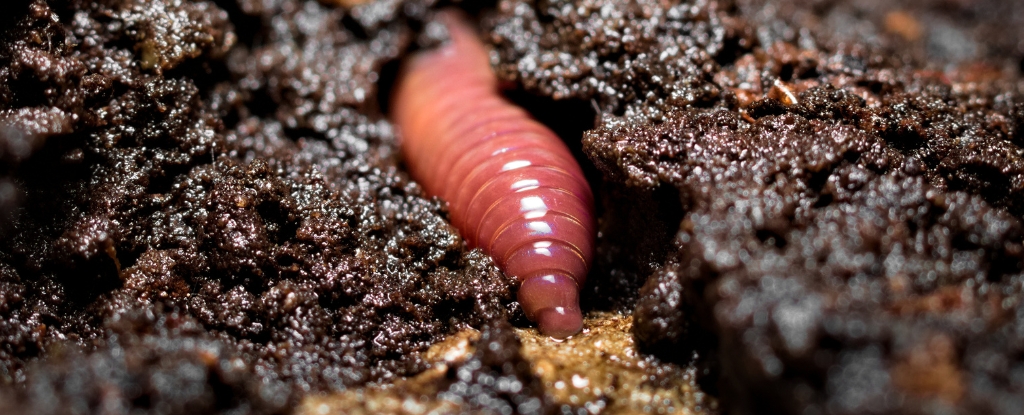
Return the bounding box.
[0,0,1022,414]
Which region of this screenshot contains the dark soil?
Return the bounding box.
[0,0,517,413]
[0,0,1022,414]
[488,0,1024,414]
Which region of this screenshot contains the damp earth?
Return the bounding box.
[0,0,1023,414]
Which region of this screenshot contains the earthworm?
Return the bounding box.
[391,12,595,338]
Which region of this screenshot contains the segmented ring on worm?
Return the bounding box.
[391,12,596,338]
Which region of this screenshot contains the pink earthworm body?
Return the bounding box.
[391,13,596,338]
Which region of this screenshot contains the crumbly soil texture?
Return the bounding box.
[0,0,1022,415]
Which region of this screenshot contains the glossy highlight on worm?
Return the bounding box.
[391,12,595,338]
